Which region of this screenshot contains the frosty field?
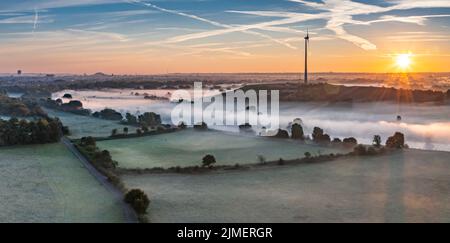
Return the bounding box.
[44,108,129,139]
[123,149,450,223]
[98,129,345,169]
[0,143,125,223]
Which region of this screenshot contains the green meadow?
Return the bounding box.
[123,149,450,223]
[97,129,347,169]
[0,143,125,223]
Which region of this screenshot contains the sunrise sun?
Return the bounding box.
[395,53,413,70]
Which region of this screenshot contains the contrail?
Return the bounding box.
[126,0,297,49]
[32,8,39,33]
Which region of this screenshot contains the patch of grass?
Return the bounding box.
[123,149,450,223]
[0,143,125,223]
[98,129,347,169]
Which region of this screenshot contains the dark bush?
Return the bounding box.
[343,137,358,147]
[274,129,289,138]
[194,122,208,130]
[124,189,150,214]
[386,132,405,149]
[202,154,216,167]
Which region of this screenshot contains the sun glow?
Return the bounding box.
[395,53,412,70]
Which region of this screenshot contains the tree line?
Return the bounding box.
[0,117,68,146]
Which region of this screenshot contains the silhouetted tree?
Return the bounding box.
[386,132,405,149]
[111,129,118,137]
[202,154,216,167]
[138,112,161,127]
[291,123,304,140]
[93,108,123,120]
[373,135,382,147]
[312,127,331,144]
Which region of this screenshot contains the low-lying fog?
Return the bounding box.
[53,89,450,152]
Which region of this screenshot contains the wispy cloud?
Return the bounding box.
[0,13,52,25]
[32,9,38,32]
[127,0,298,49]
[223,0,450,50]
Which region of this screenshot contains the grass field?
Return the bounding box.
[97,129,346,169]
[44,108,129,139]
[0,143,125,223]
[123,149,450,223]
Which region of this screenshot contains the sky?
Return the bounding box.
[0,0,449,74]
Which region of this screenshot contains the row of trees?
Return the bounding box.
[276,122,407,149]
[273,124,359,148]
[78,136,118,169]
[43,98,91,116]
[77,136,150,217]
[123,112,162,127]
[0,117,67,146]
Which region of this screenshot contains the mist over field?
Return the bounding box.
[54,89,450,151]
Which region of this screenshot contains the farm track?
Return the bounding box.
[61,137,138,223]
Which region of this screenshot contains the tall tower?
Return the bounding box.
[304,30,309,85]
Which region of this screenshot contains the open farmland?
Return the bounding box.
[123,149,450,223]
[98,129,346,169]
[0,143,125,223]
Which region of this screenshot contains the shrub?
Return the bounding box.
[202,154,216,167]
[80,136,96,147]
[124,189,150,214]
[194,122,208,130]
[178,122,187,129]
[343,137,358,147]
[257,155,266,164]
[304,152,312,158]
[274,129,289,138]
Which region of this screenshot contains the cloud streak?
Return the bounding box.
[127,0,298,49]
[222,0,450,50]
[32,9,38,33]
